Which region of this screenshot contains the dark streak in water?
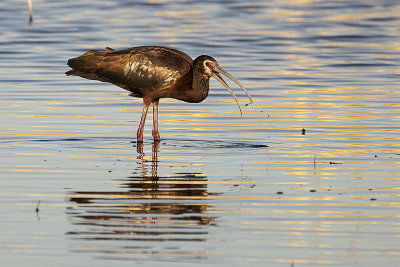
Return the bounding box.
[326,63,395,68]
[164,139,268,149]
[34,138,89,142]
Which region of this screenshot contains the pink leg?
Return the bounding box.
[152,99,160,141]
[137,100,151,142]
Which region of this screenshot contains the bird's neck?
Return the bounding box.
[187,71,209,103]
[169,68,210,103]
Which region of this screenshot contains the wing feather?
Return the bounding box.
[123,53,183,90]
[67,46,193,95]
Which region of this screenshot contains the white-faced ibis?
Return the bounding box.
[66,46,253,142]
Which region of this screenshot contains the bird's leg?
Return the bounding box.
[152,98,160,141]
[152,99,161,141]
[137,99,151,142]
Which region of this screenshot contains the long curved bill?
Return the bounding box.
[212,65,253,117]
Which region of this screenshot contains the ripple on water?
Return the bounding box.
[0,0,400,266]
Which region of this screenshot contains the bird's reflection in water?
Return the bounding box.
[66,142,218,262]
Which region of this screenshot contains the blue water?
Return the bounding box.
[1,1,400,266]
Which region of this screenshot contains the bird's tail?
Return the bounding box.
[67,50,104,73]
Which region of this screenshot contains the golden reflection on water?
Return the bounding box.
[1,0,400,265]
[58,139,400,264]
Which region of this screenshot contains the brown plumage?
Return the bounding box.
[66,46,253,142]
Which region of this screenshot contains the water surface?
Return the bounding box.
[1,0,400,266]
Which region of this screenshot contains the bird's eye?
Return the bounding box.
[205,61,215,69]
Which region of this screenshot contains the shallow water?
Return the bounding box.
[1,0,400,266]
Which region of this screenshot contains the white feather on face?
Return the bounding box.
[202,60,217,77]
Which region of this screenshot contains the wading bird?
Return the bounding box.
[66,46,252,142]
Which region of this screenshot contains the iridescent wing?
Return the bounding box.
[67,46,193,94]
[98,46,193,92]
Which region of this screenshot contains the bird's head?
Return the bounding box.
[194,55,253,117]
[194,55,220,78]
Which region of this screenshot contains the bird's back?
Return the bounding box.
[67,46,193,97]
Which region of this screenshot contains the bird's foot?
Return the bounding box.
[152,130,160,142]
[137,133,144,143]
